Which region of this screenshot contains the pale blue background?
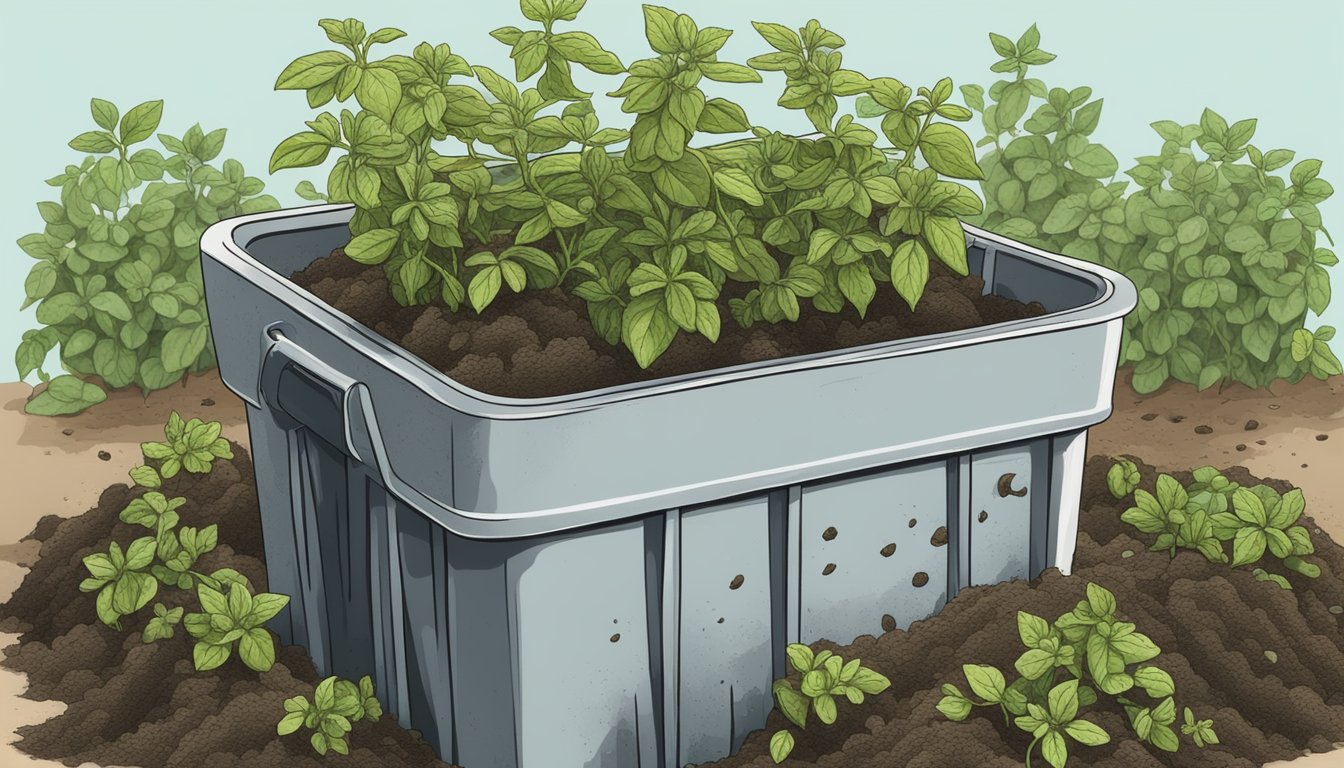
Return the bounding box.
[3,0,1341,382]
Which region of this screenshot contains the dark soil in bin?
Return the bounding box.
[694,457,1344,768]
[0,446,455,768]
[289,250,1047,398]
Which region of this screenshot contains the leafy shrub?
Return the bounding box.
[1111,461,1321,584]
[15,99,279,414]
[269,5,986,369]
[963,26,1338,393]
[937,582,1216,766]
[768,642,891,763]
[277,675,384,756]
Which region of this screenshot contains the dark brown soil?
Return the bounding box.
[694,457,1344,768]
[7,449,1341,768]
[289,251,1046,398]
[0,447,456,768]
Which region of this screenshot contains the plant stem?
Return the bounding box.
[1025,735,1041,768]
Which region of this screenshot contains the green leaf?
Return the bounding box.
[469,265,503,313]
[1231,526,1268,567]
[119,100,164,145]
[918,124,984,180]
[1041,730,1068,768]
[1064,719,1110,746]
[1133,666,1175,698]
[90,98,120,131]
[622,293,677,369]
[962,664,1006,704]
[697,98,751,134]
[713,168,763,206]
[161,325,209,372]
[193,641,230,671]
[355,67,402,122]
[346,229,399,264]
[1072,144,1118,178]
[238,628,277,671]
[642,5,680,54]
[890,239,929,309]
[276,51,352,90]
[769,730,795,764]
[69,131,118,154]
[25,375,106,416]
[652,153,712,207]
[774,684,809,728]
[269,132,332,173]
[1043,195,1088,235]
[922,216,968,274]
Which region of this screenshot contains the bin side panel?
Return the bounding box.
[968,446,1035,585]
[245,406,304,646]
[799,461,950,643]
[366,480,407,727]
[677,496,775,764]
[305,432,377,683]
[1047,430,1089,575]
[397,508,457,761]
[509,522,658,768]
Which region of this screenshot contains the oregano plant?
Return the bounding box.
[270,4,985,369]
[1111,461,1321,585]
[962,25,1337,393]
[768,643,891,763]
[937,583,1216,766]
[16,99,279,414]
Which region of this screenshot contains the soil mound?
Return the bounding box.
[0,447,455,768]
[694,458,1344,768]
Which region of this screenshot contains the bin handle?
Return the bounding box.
[258,327,390,473]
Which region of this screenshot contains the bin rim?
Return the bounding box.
[200,203,1137,419]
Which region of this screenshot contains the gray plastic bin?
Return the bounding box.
[200,203,1135,768]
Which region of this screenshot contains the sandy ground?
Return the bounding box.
[0,371,1338,767]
